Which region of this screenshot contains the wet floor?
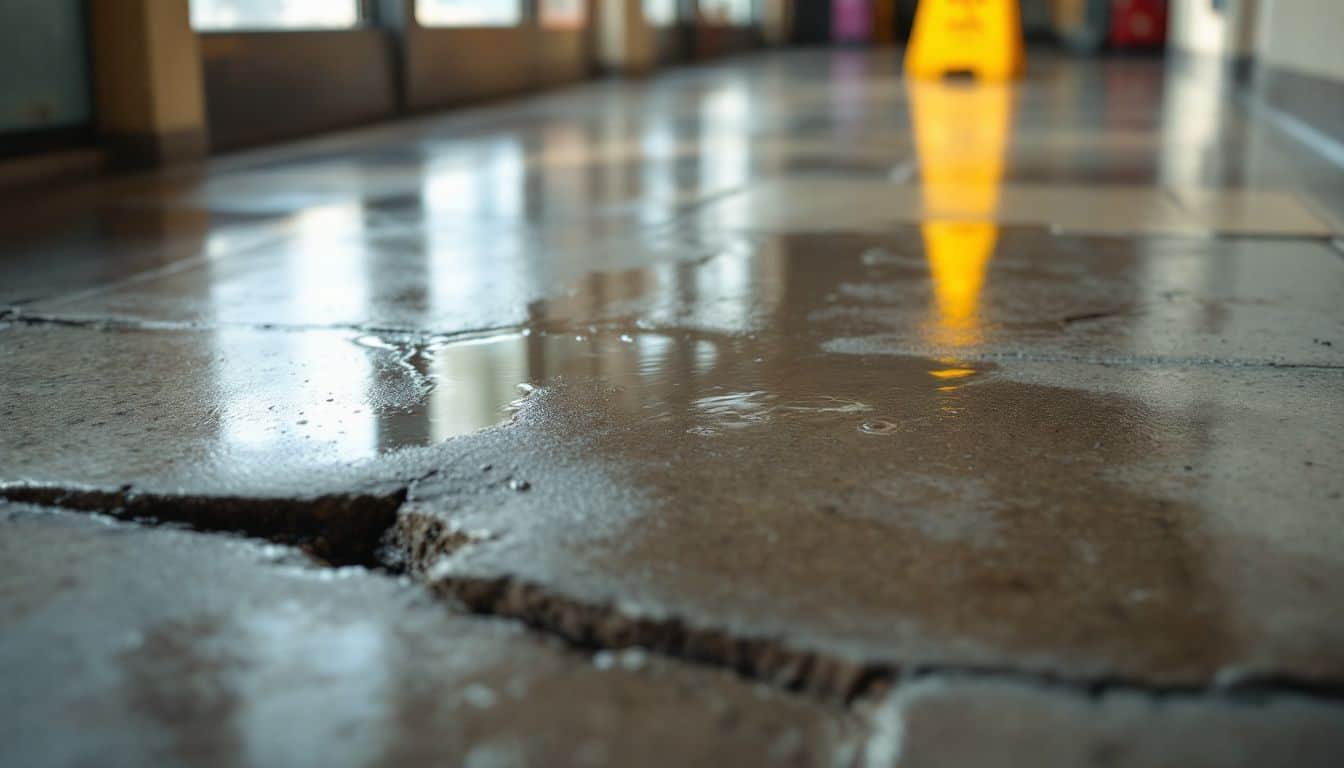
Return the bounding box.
[3,49,1344,766]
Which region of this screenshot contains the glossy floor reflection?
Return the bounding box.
[3,49,1344,766]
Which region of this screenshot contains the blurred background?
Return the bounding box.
[0,0,1338,187]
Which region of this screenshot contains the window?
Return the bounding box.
[698,0,753,25]
[541,0,586,28]
[415,0,523,27]
[643,0,678,26]
[190,0,361,30]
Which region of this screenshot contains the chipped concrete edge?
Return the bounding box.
[5,482,1344,717]
[0,483,406,568]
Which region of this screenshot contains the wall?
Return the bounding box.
[1169,0,1344,145]
[653,25,688,64]
[1167,0,1258,58]
[201,31,398,151]
[695,24,759,58]
[2,0,768,172]
[1254,0,1344,81]
[762,0,793,44]
[1167,0,1344,80]
[0,0,91,139]
[596,0,658,74]
[1251,0,1344,144]
[88,0,208,166]
[792,0,832,44]
[405,27,590,111]
[145,1,208,136]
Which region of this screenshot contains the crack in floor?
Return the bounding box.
[0,308,521,341]
[1058,309,1128,325]
[0,484,405,568]
[5,482,1344,719]
[6,310,1342,374]
[427,573,1344,707]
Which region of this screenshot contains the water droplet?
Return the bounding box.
[859,419,900,435]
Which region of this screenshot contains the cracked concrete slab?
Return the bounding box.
[6,275,1341,697]
[0,505,863,768]
[396,335,1344,695]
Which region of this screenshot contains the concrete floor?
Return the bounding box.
[3,49,1344,766]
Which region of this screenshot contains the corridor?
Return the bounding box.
[3,48,1343,765]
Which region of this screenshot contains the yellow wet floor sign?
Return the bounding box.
[905,0,1025,81]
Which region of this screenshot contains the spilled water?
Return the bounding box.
[358,327,989,451]
[189,228,1019,468]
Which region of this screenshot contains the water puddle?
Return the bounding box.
[369,329,989,450]
[189,225,1006,467]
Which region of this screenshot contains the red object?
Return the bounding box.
[1109,0,1168,48]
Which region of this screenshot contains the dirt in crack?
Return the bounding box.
[0,484,406,568]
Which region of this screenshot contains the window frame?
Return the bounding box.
[188,0,373,34]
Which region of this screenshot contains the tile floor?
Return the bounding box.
[2,49,1343,766]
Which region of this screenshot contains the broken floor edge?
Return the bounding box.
[0,483,407,568]
[428,572,1344,707]
[5,483,1344,713]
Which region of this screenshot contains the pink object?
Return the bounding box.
[833,0,873,43]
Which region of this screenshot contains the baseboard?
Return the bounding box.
[0,147,106,196]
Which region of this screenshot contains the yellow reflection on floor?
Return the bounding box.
[910,81,1015,348]
[928,365,977,380]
